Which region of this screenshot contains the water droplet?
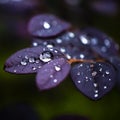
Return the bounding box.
[80,35,89,45]
[104,39,111,47]
[29,58,35,63]
[106,71,110,75]
[60,48,66,53]
[32,42,38,47]
[94,94,98,98]
[25,55,28,59]
[104,86,107,89]
[46,44,54,48]
[80,54,85,59]
[56,38,62,44]
[101,46,107,52]
[92,71,97,76]
[91,38,98,45]
[90,64,94,68]
[32,67,37,71]
[55,66,61,71]
[66,54,71,59]
[95,90,98,93]
[21,60,27,66]
[68,32,75,38]
[50,75,53,78]
[13,69,17,73]
[77,72,80,76]
[78,64,83,68]
[39,51,53,62]
[77,80,81,83]
[99,68,102,72]
[38,66,41,69]
[43,21,51,29]
[94,83,98,87]
[36,60,39,63]
[53,79,58,83]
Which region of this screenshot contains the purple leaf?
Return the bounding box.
[80,27,119,59]
[4,47,64,74]
[28,14,71,38]
[36,58,71,90]
[71,62,116,100]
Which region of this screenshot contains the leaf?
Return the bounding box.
[4,46,64,74]
[28,14,71,38]
[70,62,116,100]
[36,58,71,90]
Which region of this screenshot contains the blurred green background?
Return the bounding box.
[0,0,120,120]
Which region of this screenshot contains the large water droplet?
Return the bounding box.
[39,51,53,62]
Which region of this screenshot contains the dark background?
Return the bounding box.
[0,0,120,120]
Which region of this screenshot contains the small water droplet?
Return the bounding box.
[55,66,61,71]
[29,58,35,63]
[56,38,62,44]
[94,94,98,98]
[32,67,37,71]
[79,64,83,67]
[80,35,89,45]
[50,75,53,78]
[101,46,107,52]
[32,42,38,47]
[46,44,54,48]
[92,71,97,76]
[68,32,75,38]
[21,60,27,66]
[13,69,17,73]
[66,54,71,59]
[43,21,51,29]
[106,71,110,75]
[94,83,98,87]
[38,66,41,69]
[53,79,58,83]
[25,55,28,59]
[91,38,98,45]
[104,86,107,89]
[36,60,39,63]
[60,48,66,53]
[95,90,98,93]
[90,64,94,68]
[99,68,102,72]
[77,72,80,76]
[104,39,111,47]
[80,54,85,59]
[77,80,81,83]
